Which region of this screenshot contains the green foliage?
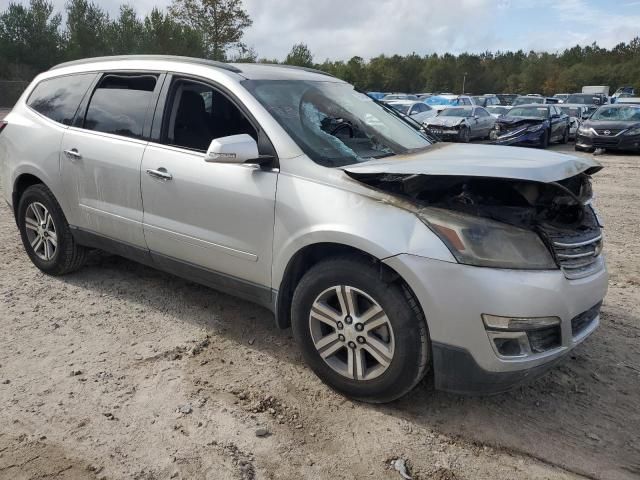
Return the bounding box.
[0,0,639,97]
[285,43,314,68]
[168,0,252,61]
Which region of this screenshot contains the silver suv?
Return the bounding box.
[0,56,608,402]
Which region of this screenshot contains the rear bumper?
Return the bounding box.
[383,254,608,394]
[576,133,640,150]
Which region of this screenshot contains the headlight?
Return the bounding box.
[577,125,593,135]
[624,127,640,136]
[418,208,557,269]
[527,124,545,132]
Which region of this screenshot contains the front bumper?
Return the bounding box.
[425,126,461,140]
[492,127,545,146]
[383,254,608,394]
[576,132,640,151]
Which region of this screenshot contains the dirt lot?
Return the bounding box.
[0,125,638,478]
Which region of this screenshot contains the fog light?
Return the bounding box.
[482,314,560,331]
[493,338,523,356]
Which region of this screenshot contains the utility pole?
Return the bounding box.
[462,72,468,94]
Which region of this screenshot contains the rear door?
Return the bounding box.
[60,72,165,247]
[140,75,278,301]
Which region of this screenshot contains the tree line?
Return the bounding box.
[1,0,639,96]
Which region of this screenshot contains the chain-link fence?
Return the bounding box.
[0,80,29,108]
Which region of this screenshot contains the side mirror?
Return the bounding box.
[205,134,260,165]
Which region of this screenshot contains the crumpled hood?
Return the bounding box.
[342,143,602,183]
[496,116,546,128]
[582,119,640,130]
[424,116,465,127]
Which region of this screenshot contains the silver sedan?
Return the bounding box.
[424,106,496,142]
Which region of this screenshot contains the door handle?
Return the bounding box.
[146,168,173,181]
[64,148,82,160]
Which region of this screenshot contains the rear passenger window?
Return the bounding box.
[84,74,157,139]
[27,74,95,125]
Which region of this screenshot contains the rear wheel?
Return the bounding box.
[17,184,87,275]
[291,257,430,403]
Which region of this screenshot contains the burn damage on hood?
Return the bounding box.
[346,170,601,244]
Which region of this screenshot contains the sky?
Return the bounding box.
[2,0,640,61]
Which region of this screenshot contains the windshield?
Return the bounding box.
[243,80,431,167]
[507,107,549,118]
[512,97,543,106]
[425,96,458,106]
[591,106,640,121]
[439,107,473,117]
[566,94,599,105]
[560,106,581,117]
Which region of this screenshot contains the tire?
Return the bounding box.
[291,256,430,403]
[561,126,569,144]
[539,129,550,148]
[17,184,87,275]
[458,126,471,143]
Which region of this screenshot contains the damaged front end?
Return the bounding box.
[347,170,604,279]
[492,117,549,146]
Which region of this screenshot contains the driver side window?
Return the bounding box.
[162,79,257,152]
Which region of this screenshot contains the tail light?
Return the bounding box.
[0,121,7,134]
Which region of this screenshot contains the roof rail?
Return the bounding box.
[252,63,337,78]
[50,55,242,73]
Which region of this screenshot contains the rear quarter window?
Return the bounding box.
[27,74,95,125]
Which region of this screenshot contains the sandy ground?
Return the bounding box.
[0,122,638,479]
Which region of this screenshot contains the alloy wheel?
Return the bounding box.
[308,286,395,381]
[24,202,57,261]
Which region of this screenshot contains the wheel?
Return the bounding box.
[561,126,569,144]
[291,257,430,403]
[458,126,470,143]
[17,184,87,275]
[539,129,550,148]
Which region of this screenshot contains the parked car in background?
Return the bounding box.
[575,104,640,152]
[425,94,476,112]
[612,86,635,100]
[472,95,501,107]
[415,93,433,100]
[492,104,569,148]
[559,105,590,140]
[486,105,510,118]
[511,96,560,107]
[424,106,495,142]
[582,85,610,96]
[496,94,518,105]
[382,93,418,102]
[615,97,640,105]
[367,92,387,100]
[386,100,437,123]
[553,93,570,103]
[566,93,607,113]
[1,56,608,401]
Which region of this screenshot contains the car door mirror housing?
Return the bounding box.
[205,134,260,164]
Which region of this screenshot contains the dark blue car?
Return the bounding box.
[491,104,570,148]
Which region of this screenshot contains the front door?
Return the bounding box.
[140,77,278,300]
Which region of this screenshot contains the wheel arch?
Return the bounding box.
[12,173,48,221]
[274,242,421,330]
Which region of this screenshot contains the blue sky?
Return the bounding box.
[2,0,639,60]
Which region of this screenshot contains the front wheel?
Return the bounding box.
[17,184,87,275]
[539,129,550,148]
[291,257,430,403]
[458,126,471,143]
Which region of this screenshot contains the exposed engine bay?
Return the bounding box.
[346,170,603,270]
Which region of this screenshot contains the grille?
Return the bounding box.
[527,326,561,353]
[551,233,603,279]
[594,128,625,136]
[571,302,602,337]
[592,137,620,148]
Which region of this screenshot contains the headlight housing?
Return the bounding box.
[624,126,640,136]
[577,125,593,135]
[527,123,545,132]
[418,208,557,269]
